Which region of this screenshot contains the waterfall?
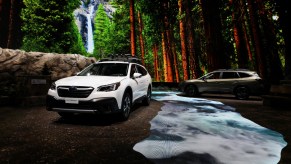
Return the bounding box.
[74,0,115,54]
[86,3,94,53]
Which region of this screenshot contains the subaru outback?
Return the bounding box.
[46,55,152,120]
[179,69,264,100]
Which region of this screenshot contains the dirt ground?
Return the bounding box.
[0,94,290,163]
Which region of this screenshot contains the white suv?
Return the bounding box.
[46,55,152,120]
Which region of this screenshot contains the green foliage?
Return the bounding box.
[92,0,130,57]
[93,4,112,58]
[21,0,86,55]
[110,0,131,54]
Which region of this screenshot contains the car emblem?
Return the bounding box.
[69,86,78,92]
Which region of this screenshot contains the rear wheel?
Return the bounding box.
[234,86,249,100]
[185,84,198,97]
[120,92,132,120]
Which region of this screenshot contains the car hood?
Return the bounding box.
[55,76,126,87]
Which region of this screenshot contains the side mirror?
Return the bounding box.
[133,73,142,79]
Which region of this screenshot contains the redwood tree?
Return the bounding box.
[230,0,249,68]
[129,0,136,56]
[247,0,266,78]
[162,32,169,81]
[257,0,283,83]
[0,0,23,49]
[200,0,229,71]
[162,0,174,82]
[137,11,145,65]
[153,44,160,81]
[178,0,188,80]
[277,0,290,79]
[185,0,200,78]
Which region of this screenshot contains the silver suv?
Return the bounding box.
[179,69,264,99]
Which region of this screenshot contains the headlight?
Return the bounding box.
[97,82,120,92]
[50,82,56,90]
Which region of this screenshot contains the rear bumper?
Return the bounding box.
[46,95,120,114]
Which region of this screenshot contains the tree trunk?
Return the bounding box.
[170,29,180,83]
[247,0,266,78]
[129,0,136,56]
[0,0,9,47]
[277,0,290,79]
[256,0,283,83]
[153,44,160,81]
[240,0,253,63]
[7,0,15,48]
[186,0,200,78]
[231,0,249,69]
[178,0,188,80]
[162,1,173,82]
[0,0,3,35]
[137,11,145,65]
[200,0,229,71]
[166,48,173,82]
[242,18,253,62]
[162,32,168,82]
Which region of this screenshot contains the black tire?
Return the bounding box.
[185,84,198,97]
[120,92,132,121]
[58,112,74,118]
[234,86,249,100]
[142,86,151,106]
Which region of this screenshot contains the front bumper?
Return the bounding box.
[46,95,120,114]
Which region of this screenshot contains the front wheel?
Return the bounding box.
[185,84,198,97]
[142,87,151,106]
[234,86,249,100]
[120,92,132,121]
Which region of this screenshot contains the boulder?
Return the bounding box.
[0,48,96,98]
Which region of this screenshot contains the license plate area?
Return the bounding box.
[65,99,79,104]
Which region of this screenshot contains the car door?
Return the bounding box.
[129,64,143,101]
[200,72,222,92]
[136,65,149,96]
[219,71,240,92]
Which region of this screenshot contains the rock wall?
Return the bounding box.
[0,48,96,97]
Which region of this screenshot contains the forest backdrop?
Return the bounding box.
[0,0,290,84]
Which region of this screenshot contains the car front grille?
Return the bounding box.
[57,86,94,98]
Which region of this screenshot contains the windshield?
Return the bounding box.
[78,63,129,76]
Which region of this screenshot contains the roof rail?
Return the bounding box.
[216,68,251,71]
[99,54,142,64]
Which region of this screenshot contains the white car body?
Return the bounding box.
[47,58,152,120]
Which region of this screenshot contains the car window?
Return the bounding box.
[205,72,220,79]
[130,64,137,77]
[78,63,129,76]
[221,72,239,79]
[238,72,251,78]
[136,65,148,76]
